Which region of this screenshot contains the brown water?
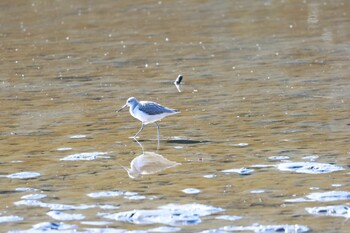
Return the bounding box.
[1,0,349,232]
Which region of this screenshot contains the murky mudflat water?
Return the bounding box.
[1,0,349,232]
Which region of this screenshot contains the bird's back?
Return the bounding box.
[139,101,178,116]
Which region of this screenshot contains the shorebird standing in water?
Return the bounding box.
[117,97,179,148]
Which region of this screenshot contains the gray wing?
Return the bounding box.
[139,102,177,115]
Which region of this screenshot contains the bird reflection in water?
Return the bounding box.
[123,139,181,179]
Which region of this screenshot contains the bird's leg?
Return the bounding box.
[155,122,160,149]
[133,123,144,138]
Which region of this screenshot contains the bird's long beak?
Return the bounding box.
[116,104,127,112]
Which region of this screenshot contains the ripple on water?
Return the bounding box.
[277,162,344,174]
[102,203,224,226]
[6,172,41,179]
[60,152,110,161]
[305,205,349,218]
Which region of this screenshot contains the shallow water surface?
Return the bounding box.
[1,0,349,232]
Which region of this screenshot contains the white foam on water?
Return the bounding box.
[202,224,310,233]
[221,167,254,175]
[250,189,269,194]
[148,226,181,232]
[277,162,344,174]
[285,197,315,203]
[285,191,350,203]
[87,191,125,198]
[231,143,249,147]
[21,193,47,200]
[306,191,350,202]
[215,215,242,221]
[102,203,224,226]
[60,152,110,161]
[69,134,87,139]
[302,155,319,161]
[0,215,24,223]
[98,204,120,210]
[14,199,96,210]
[124,195,147,200]
[268,156,290,161]
[203,174,216,178]
[14,222,77,232]
[305,205,349,218]
[182,188,201,194]
[81,221,113,226]
[47,210,85,220]
[56,147,73,151]
[15,187,39,192]
[6,171,41,179]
